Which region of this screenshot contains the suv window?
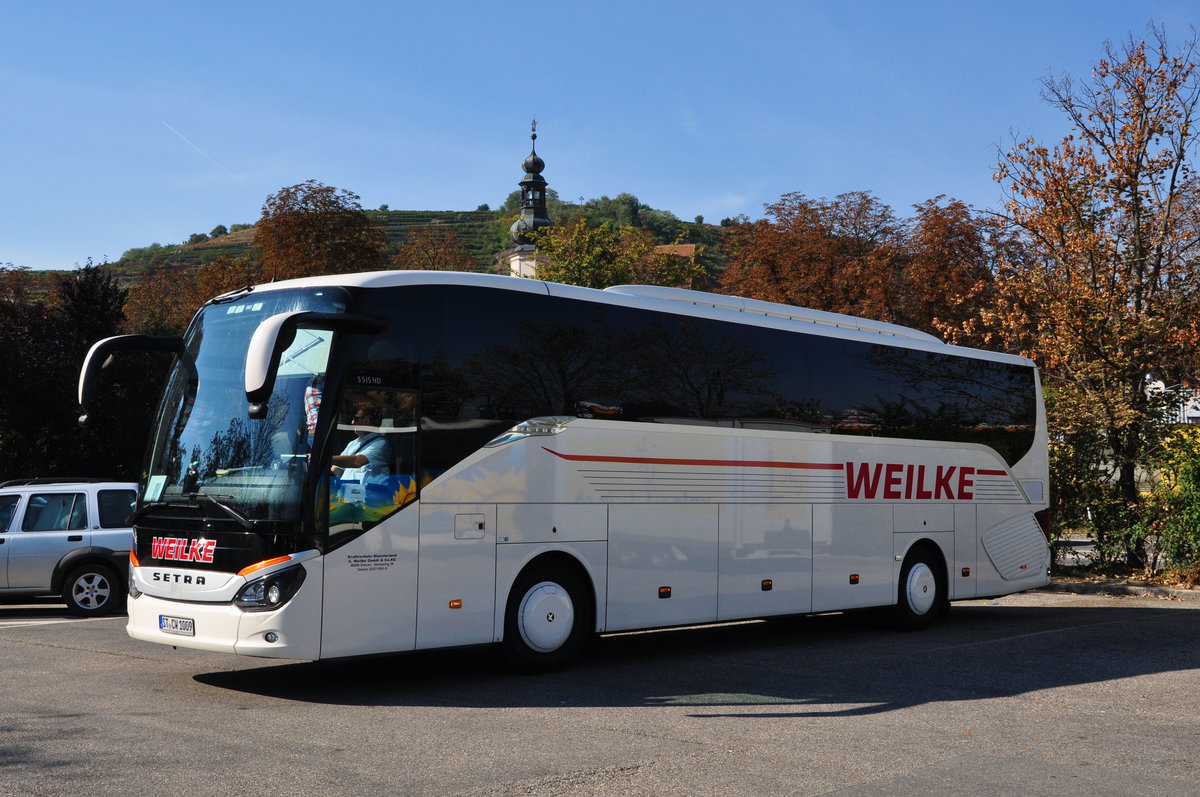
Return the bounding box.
[22,493,87,532]
[98,489,136,528]
[0,494,18,532]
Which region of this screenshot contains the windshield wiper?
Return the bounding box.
[128,494,254,530]
[209,284,255,304]
[189,493,254,529]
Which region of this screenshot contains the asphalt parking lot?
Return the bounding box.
[2,587,1199,796]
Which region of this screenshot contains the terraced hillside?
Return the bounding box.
[110,210,508,278]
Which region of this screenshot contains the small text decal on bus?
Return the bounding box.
[151,537,216,564]
[845,463,976,500]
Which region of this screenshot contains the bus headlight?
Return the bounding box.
[234,565,306,612]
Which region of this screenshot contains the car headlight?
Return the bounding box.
[234,565,306,612]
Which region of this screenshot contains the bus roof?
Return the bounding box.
[603,284,942,343]
[221,270,1031,367]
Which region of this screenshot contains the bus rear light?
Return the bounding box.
[238,555,294,577]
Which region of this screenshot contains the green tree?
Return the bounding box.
[254,180,389,281]
[531,218,703,289]
[0,263,164,481]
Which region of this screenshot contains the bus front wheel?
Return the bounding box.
[502,565,591,673]
[893,547,947,631]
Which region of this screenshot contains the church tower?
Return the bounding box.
[507,120,553,278]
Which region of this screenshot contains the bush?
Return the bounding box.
[1130,428,1200,571]
[1082,489,1151,571]
[1150,461,1200,570]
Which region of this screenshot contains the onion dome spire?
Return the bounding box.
[510,119,553,246]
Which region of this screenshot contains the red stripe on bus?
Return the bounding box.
[977,469,1009,476]
[542,448,846,470]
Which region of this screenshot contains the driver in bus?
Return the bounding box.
[330,406,391,483]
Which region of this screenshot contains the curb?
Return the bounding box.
[1039,578,1200,602]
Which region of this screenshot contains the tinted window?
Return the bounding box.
[22,493,86,532]
[411,286,1037,475]
[98,489,136,528]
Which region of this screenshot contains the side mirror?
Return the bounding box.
[78,335,183,426]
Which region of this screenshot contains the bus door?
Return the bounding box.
[415,503,497,650]
[319,346,422,657]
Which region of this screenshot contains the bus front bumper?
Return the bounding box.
[126,587,322,660]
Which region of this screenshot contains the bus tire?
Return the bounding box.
[64,563,124,617]
[501,564,592,673]
[893,546,946,631]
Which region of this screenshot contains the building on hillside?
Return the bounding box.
[507,120,554,278]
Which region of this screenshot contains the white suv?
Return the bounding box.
[0,478,137,616]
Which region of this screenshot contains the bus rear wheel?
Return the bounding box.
[502,565,591,673]
[893,547,947,631]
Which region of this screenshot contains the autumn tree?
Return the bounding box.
[990,26,1200,561]
[125,254,261,336]
[719,191,905,321]
[531,218,704,289]
[903,197,995,341]
[254,180,388,281]
[391,227,478,271]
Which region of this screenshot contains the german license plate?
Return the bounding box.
[159,615,195,636]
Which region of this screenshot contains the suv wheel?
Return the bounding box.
[64,563,124,617]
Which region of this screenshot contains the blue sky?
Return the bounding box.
[2,1,1194,270]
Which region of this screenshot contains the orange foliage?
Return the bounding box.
[391,227,478,272]
[254,180,388,281]
[990,26,1200,505]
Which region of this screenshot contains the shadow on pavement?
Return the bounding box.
[194,601,1199,716]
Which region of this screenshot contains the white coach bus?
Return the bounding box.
[79,271,1050,670]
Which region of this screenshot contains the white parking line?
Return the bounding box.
[0,618,98,628]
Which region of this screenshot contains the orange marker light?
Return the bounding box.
[449,599,463,609]
[238,555,293,577]
[130,550,140,568]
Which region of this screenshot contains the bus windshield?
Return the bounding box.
[142,286,349,521]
